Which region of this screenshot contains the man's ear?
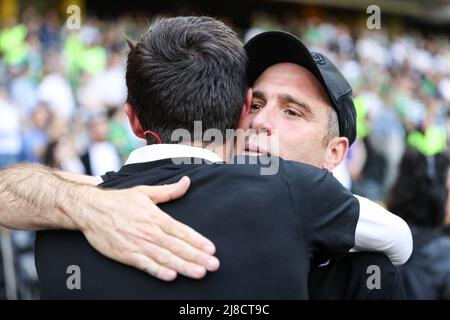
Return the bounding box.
[124,103,145,139]
[322,137,349,170]
[240,88,252,117]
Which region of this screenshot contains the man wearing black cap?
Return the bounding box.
[34,16,411,299]
[241,31,407,299]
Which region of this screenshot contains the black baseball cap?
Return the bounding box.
[245,31,357,145]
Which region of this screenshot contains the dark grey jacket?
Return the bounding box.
[399,226,450,299]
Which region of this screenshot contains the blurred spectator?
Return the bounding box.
[36,51,76,121]
[80,114,121,176]
[43,136,84,173]
[0,18,28,66]
[8,64,37,116]
[244,11,281,42]
[387,149,450,299]
[21,102,53,163]
[78,47,126,113]
[0,87,22,168]
[38,10,60,51]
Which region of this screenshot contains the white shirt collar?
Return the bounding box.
[125,144,223,165]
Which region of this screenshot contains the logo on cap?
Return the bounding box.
[311,52,326,65]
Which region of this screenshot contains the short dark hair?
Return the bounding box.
[126,16,248,144]
[323,105,339,146]
[386,149,450,227]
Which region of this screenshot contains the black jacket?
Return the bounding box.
[35,156,359,299]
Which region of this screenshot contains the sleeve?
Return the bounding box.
[282,161,360,261]
[282,161,413,266]
[351,195,413,266]
[100,171,117,184]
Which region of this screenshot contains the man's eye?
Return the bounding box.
[285,109,301,117]
[250,103,263,111]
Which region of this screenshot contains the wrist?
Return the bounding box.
[56,180,95,231]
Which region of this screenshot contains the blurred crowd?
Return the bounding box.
[0,8,148,176]
[1,6,450,299]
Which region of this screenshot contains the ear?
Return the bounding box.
[124,103,145,139]
[240,88,252,117]
[322,137,349,170]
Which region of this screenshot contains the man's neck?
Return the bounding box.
[187,140,231,161]
[125,143,226,165]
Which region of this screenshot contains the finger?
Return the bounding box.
[140,243,207,279]
[153,230,220,272]
[140,176,191,204]
[161,216,216,255]
[128,253,177,281]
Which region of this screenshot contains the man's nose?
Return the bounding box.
[250,107,274,136]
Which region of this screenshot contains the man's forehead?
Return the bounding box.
[253,62,331,105]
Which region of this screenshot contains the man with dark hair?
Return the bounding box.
[125,16,247,145]
[35,16,410,299]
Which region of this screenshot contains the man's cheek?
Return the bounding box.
[237,114,253,130]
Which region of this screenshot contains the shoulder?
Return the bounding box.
[224,155,331,180]
[215,156,338,190]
